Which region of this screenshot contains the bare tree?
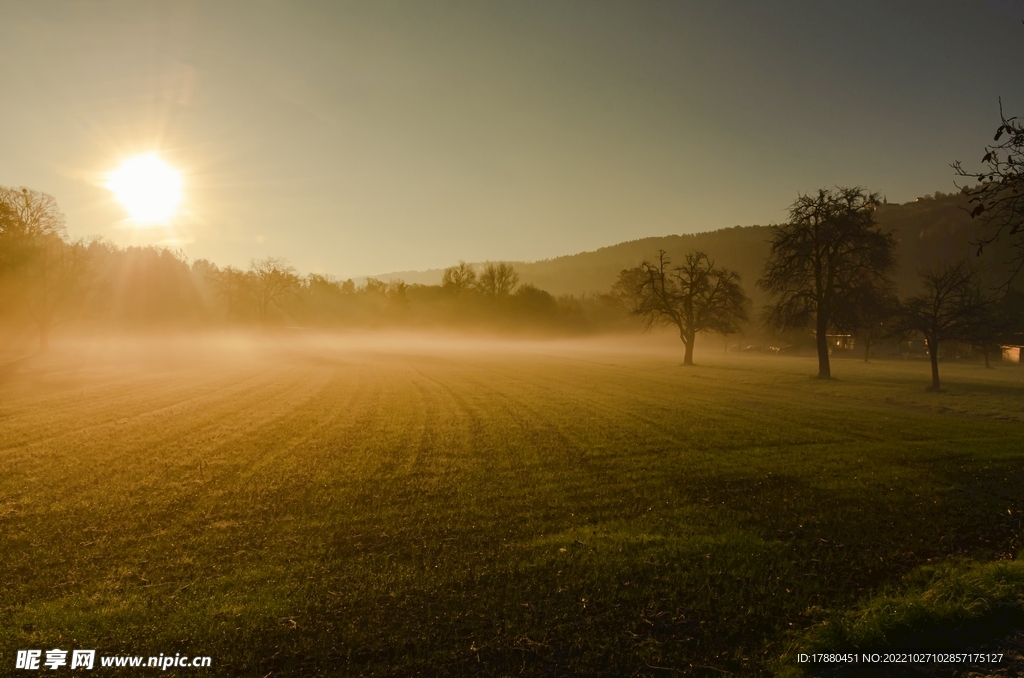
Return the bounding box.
[250,257,299,320]
[617,250,748,366]
[953,100,1024,281]
[898,259,991,391]
[0,187,66,278]
[477,262,519,297]
[759,187,896,379]
[0,187,66,237]
[441,261,477,293]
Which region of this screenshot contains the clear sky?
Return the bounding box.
[1,1,1022,278]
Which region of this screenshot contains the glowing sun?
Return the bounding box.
[106,154,183,224]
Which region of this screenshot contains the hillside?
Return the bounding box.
[369,192,1017,299]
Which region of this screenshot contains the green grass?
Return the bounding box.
[778,554,1024,675]
[1,335,1022,676]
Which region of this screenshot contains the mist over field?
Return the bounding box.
[2,329,1024,675]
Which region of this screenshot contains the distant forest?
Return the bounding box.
[1,185,1022,361]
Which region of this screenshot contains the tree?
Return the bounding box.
[844,284,900,363]
[441,261,477,293]
[953,100,1024,280]
[208,265,253,318]
[759,187,896,379]
[898,259,991,391]
[477,262,518,297]
[249,257,299,320]
[969,288,1023,368]
[22,234,93,350]
[0,187,87,349]
[0,187,66,237]
[616,250,748,366]
[0,187,66,278]
[0,200,28,276]
[363,278,387,295]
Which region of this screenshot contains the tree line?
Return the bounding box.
[0,191,625,349]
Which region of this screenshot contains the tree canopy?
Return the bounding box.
[616,250,748,366]
[759,187,896,379]
[897,259,992,391]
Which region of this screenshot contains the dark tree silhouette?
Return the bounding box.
[250,257,299,320]
[759,187,896,379]
[898,260,991,391]
[842,283,900,363]
[617,250,748,366]
[0,187,66,238]
[953,100,1024,280]
[441,261,477,293]
[477,262,518,297]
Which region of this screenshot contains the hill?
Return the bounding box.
[369,192,1018,300]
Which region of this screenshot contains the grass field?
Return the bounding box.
[1,333,1022,676]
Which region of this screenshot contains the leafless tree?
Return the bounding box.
[250,257,299,320]
[0,186,66,237]
[477,262,519,297]
[441,261,477,293]
[898,259,991,391]
[617,250,748,366]
[0,187,66,278]
[759,187,896,379]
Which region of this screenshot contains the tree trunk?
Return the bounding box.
[815,313,831,379]
[682,330,695,366]
[863,338,871,363]
[927,337,941,391]
[983,349,992,369]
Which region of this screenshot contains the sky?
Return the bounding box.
[0,1,1022,278]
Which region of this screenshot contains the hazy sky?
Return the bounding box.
[1,1,1022,277]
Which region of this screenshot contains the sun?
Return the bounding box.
[106,154,183,224]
